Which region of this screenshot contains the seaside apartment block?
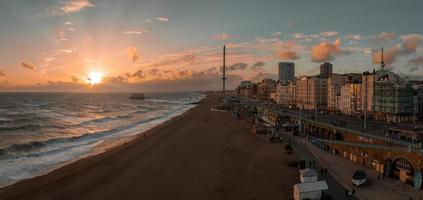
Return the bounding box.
[235,60,423,188]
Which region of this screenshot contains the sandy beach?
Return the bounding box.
[0,95,299,200]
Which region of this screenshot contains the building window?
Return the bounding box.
[395,159,411,173]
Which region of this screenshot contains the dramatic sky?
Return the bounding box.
[0,0,422,92]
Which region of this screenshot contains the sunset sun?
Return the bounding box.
[87,71,103,85]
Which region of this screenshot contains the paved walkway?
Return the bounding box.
[287,137,357,200]
[300,138,423,200]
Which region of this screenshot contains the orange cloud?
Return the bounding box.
[399,34,423,54]
[372,34,423,66]
[0,70,5,76]
[21,62,36,70]
[212,32,239,40]
[276,40,301,60]
[126,47,140,62]
[311,39,344,62]
[70,75,79,83]
[56,0,95,15]
[278,51,300,60]
[372,47,399,66]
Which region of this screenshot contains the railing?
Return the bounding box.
[310,137,423,153]
[285,112,422,150]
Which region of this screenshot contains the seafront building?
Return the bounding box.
[234,60,423,189]
[320,62,333,75]
[327,74,345,112]
[340,80,362,115]
[275,79,297,106]
[257,79,276,101]
[237,80,257,99]
[372,69,414,123]
[278,62,295,84]
[237,61,422,123]
[362,70,375,113]
[295,75,328,110]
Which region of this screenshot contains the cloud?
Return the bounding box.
[371,32,396,44]
[372,47,399,66]
[277,40,301,60]
[372,34,423,66]
[126,47,140,62]
[84,59,101,64]
[320,31,338,37]
[212,32,239,40]
[251,61,266,70]
[121,30,147,35]
[250,72,277,82]
[53,0,95,15]
[21,62,36,70]
[273,32,282,37]
[0,70,5,76]
[407,56,423,72]
[290,33,319,41]
[130,70,145,79]
[43,57,56,63]
[119,67,223,83]
[278,51,300,60]
[311,39,347,62]
[226,63,248,71]
[344,34,362,41]
[55,49,73,55]
[70,75,79,83]
[399,34,423,54]
[155,17,169,22]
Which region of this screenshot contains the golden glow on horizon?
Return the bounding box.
[87,71,103,85]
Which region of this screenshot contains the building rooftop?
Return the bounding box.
[294,181,328,193]
[299,168,318,177]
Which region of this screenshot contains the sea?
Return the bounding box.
[0,92,205,187]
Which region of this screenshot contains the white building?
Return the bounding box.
[299,168,318,183]
[327,74,345,112]
[293,181,328,200]
[340,82,362,115]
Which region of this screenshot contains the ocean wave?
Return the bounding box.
[0,123,41,131]
[80,113,134,125]
[0,107,184,159]
[0,92,203,188]
[0,117,12,123]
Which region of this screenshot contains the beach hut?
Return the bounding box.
[299,168,318,183]
[293,181,328,200]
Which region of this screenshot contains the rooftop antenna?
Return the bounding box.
[222,45,226,97]
[381,47,385,70]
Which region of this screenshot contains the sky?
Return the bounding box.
[0,0,422,92]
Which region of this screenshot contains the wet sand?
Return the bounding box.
[0,95,299,200]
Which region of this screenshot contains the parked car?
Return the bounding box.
[352,169,368,186]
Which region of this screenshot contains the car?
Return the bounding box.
[352,169,367,186]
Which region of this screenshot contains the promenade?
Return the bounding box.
[300,138,423,200]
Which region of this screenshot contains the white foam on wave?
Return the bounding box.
[0,94,205,188]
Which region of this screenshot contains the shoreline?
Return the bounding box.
[0,95,299,200]
[0,98,200,189]
[0,95,202,189]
